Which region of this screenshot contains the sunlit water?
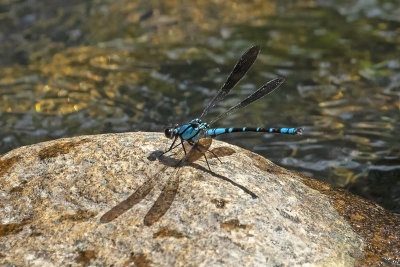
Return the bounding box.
[0,0,399,213]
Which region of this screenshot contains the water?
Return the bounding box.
[0,0,399,214]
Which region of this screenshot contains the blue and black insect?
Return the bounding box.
[101,45,303,226]
[163,45,302,168]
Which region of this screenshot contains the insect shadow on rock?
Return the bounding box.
[100,139,255,226]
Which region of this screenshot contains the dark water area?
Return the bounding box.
[0,0,399,214]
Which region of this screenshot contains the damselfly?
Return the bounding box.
[162,45,302,169]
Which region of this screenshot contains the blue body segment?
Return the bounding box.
[177,124,198,140]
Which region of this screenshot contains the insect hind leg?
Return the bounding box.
[207,149,222,164]
[187,140,223,171]
[203,153,211,171]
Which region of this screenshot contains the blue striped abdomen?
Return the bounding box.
[204,127,302,137]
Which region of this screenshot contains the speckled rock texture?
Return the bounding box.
[0,132,398,266]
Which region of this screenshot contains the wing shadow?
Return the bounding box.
[100,145,257,226]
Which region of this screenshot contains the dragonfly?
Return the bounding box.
[100,45,302,226]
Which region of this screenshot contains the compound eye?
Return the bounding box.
[164,128,174,139]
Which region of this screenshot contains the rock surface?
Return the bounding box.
[0,132,398,266]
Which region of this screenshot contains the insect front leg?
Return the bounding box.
[160,136,179,156]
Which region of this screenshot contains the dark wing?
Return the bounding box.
[206,146,236,158]
[186,137,212,163]
[209,77,285,125]
[100,166,167,223]
[199,46,260,119]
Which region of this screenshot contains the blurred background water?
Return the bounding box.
[0,0,399,214]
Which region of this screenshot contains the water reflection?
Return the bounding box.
[0,0,399,213]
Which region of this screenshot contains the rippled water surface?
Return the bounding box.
[1,0,399,213]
